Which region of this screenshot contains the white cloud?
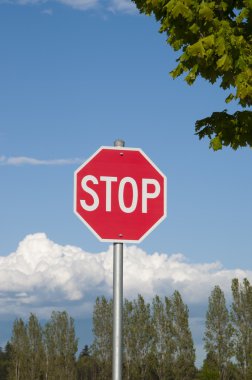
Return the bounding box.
[0,233,251,319]
[56,0,99,10]
[108,0,135,13]
[0,0,136,12]
[0,155,83,166]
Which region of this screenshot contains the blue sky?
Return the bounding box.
[0,0,251,365]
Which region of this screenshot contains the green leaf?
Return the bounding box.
[210,136,222,150]
[189,23,200,34]
[187,41,205,58]
[185,64,198,85]
[199,3,214,20]
[172,2,192,19]
[179,51,189,62]
[225,93,234,103]
[217,54,233,71]
[219,1,228,11]
[215,36,226,56]
[202,35,215,48]
[170,63,185,78]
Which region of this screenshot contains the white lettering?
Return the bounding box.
[118,177,138,213]
[100,176,117,211]
[142,178,160,213]
[79,175,160,214]
[80,175,99,211]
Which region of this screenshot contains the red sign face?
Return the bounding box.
[74,147,167,243]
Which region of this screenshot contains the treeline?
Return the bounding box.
[0,278,252,379]
[0,311,78,380]
[201,278,252,380]
[91,291,195,380]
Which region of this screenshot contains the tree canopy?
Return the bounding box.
[132,0,252,150]
[2,282,252,379]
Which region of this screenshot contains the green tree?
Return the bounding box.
[91,296,113,380]
[80,345,90,358]
[132,0,252,150]
[151,295,175,379]
[231,278,252,379]
[127,295,153,380]
[172,290,196,379]
[204,285,234,379]
[0,343,12,380]
[77,345,98,380]
[8,318,29,380]
[225,362,241,380]
[123,296,155,379]
[0,347,6,380]
[44,310,78,380]
[197,352,220,380]
[26,313,45,380]
[196,353,240,380]
[123,299,134,380]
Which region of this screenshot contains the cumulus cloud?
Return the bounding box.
[0,233,251,319]
[0,155,83,166]
[0,0,136,12]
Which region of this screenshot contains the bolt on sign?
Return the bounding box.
[74,146,167,243]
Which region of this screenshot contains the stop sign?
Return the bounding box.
[74,146,167,243]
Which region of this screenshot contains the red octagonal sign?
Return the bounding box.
[74,146,167,243]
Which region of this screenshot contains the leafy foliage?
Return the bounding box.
[26,314,45,380]
[151,295,175,379]
[195,110,252,150]
[197,352,220,380]
[92,293,196,380]
[171,290,196,379]
[44,311,78,380]
[132,0,252,150]
[7,311,77,380]
[0,343,12,380]
[8,318,29,380]
[3,283,252,379]
[204,285,234,379]
[91,296,113,379]
[231,278,252,378]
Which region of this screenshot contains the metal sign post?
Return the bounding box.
[112,241,123,380]
[112,139,124,380]
[74,138,167,380]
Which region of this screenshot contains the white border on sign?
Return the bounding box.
[74,146,167,243]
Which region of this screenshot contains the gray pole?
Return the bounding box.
[112,139,125,380]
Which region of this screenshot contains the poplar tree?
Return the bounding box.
[204,285,234,380]
[127,295,153,380]
[171,290,196,380]
[44,310,78,380]
[151,295,175,379]
[231,278,252,379]
[8,318,29,380]
[26,313,45,380]
[123,298,134,380]
[91,296,113,380]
